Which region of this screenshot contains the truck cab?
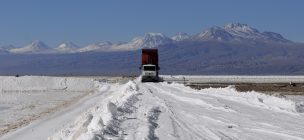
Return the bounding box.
[141,64,158,82]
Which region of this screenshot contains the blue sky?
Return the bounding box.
[0,0,303,47]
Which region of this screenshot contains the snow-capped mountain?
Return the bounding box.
[192,23,291,43]
[77,33,173,52]
[224,23,260,36]
[9,40,55,54]
[77,41,113,52]
[172,32,190,41]
[55,42,79,53]
[193,26,234,41]
[111,33,172,51]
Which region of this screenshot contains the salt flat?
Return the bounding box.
[0,76,304,140]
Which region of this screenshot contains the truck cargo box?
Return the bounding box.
[141,49,158,67]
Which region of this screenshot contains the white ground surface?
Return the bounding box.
[0,76,97,136]
[162,75,304,83]
[1,76,304,140]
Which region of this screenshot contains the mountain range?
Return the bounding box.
[0,23,293,54]
[0,23,304,75]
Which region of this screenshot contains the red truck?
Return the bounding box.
[140,49,160,82]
